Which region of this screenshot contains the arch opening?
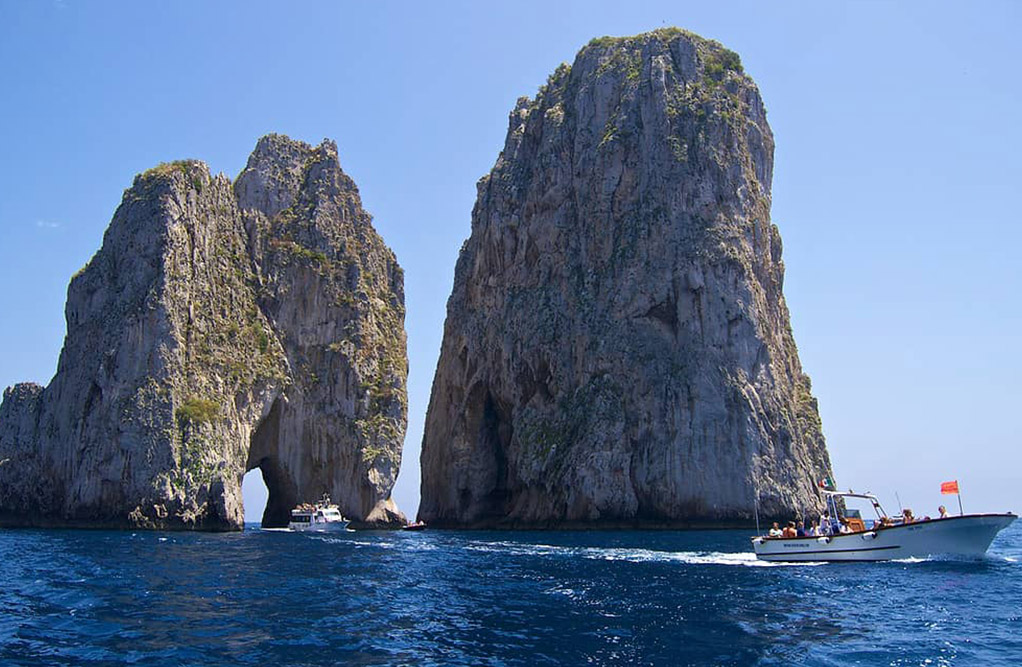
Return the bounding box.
[245,396,298,528]
[242,469,268,527]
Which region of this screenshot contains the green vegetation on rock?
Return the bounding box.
[139,160,206,192]
[702,47,743,81]
[175,398,220,425]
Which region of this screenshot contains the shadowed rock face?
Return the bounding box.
[419,29,833,527]
[0,135,407,530]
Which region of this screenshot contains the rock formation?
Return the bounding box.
[419,29,834,527]
[0,135,407,530]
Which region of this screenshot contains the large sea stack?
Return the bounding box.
[0,135,407,530]
[420,29,833,527]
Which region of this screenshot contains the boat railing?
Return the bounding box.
[753,512,968,541]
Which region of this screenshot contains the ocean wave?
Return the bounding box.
[313,537,439,553]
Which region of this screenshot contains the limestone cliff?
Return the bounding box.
[0,135,407,530]
[419,29,833,527]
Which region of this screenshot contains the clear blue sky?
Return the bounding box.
[2,1,1019,522]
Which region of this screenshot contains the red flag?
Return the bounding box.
[941,480,960,495]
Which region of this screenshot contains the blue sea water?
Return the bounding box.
[1,522,1020,666]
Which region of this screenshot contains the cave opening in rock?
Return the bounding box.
[479,391,512,516]
[245,397,298,528]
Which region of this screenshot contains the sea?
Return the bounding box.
[1,522,1020,666]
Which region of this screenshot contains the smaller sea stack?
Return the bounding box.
[0,135,408,530]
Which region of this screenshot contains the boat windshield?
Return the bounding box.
[826,493,887,529]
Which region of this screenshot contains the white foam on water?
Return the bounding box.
[314,537,383,547]
[890,555,1007,565]
[546,584,584,599]
[578,546,825,567]
[464,541,563,558]
[315,537,438,553]
[464,540,822,567]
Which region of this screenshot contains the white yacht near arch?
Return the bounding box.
[288,495,351,533]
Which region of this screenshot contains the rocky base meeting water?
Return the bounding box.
[2,522,1020,665]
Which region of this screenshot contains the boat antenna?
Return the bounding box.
[895,491,904,515]
[754,487,761,536]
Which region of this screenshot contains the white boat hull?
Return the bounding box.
[288,519,350,533]
[753,514,1016,562]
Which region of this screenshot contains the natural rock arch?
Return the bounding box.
[0,135,407,530]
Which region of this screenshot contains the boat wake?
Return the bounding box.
[580,547,822,567]
[891,553,1019,565]
[465,541,823,567]
[313,537,440,553]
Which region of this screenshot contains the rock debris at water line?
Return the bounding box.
[0,135,407,530]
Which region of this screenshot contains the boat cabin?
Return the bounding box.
[823,490,892,533]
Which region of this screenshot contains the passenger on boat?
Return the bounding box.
[768,522,783,537]
[782,521,797,538]
[938,505,949,519]
[818,512,833,536]
[796,520,807,537]
[903,509,915,524]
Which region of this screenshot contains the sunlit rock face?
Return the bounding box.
[419,30,833,527]
[0,135,407,530]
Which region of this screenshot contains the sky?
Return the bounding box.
[1,1,1019,523]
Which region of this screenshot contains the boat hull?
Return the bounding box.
[753,513,1016,562]
[288,520,351,533]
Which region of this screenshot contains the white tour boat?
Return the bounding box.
[288,495,351,533]
[753,490,1015,562]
